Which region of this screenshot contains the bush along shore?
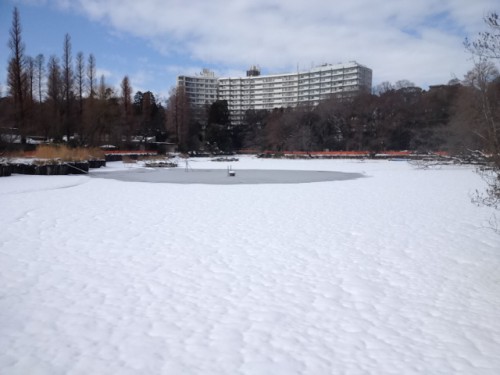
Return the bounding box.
[0,145,106,177]
[0,146,180,177]
[1,159,106,176]
[0,163,12,177]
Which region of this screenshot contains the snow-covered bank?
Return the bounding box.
[1,157,499,374]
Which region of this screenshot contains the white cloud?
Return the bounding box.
[96,68,112,79]
[58,0,499,87]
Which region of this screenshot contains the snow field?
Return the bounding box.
[1,157,499,374]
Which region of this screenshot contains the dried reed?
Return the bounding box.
[33,145,105,162]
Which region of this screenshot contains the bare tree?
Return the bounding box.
[94,75,120,145]
[373,81,394,95]
[35,54,45,104]
[121,76,133,115]
[25,56,35,103]
[23,56,37,135]
[7,7,26,139]
[33,54,46,138]
[166,86,191,150]
[120,75,133,140]
[82,54,97,144]
[465,13,500,59]
[98,75,107,100]
[74,52,85,140]
[47,56,61,103]
[46,55,62,138]
[61,33,74,140]
[374,80,415,95]
[75,52,85,112]
[87,54,96,99]
[465,13,500,155]
[394,79,416,90]
[264,108,290,151]
[463,11,500,212]
[461,61,500,153]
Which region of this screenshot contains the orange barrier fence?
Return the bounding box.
[241,150,449,157]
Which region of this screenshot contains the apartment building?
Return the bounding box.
[177,62,372,124]
[177,68,218,107]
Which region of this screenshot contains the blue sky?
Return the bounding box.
[1,0,498,103]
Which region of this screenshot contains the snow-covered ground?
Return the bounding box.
[1,156,499,375]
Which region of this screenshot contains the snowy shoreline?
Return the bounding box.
[1,157,499,374]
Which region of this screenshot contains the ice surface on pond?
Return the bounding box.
[1,157,500,374]
[91,167,365,185]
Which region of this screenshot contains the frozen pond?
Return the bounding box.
[2,157,499,374]
[91,168,364,184]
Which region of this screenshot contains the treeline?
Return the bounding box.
[3,6,499,161]
[1,7,165,148]
[245,72,498,153]
[241,84,457,153]
[167,66,499,155]
[167,12,499,157]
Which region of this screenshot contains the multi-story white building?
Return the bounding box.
[177,68,218,107]
[177,62,372,124]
